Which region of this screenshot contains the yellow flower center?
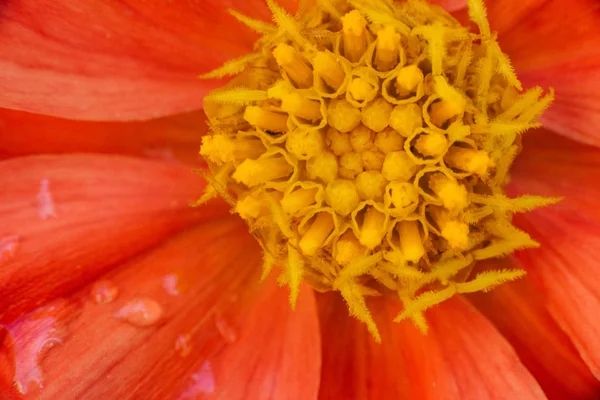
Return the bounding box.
[198,0,557,341]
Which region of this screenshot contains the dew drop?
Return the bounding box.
[0,234,20,264]
[37,179,57,220]
[175,333,192,358]
[178,360,215,399]
[90,280,119,305]
[162,274,180,296]
[3,300,75,395]
[113,298,164,327]
[215,314,237,344]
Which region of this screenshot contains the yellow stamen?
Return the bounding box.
[200,135,264,164]
[335,231,366,265]
[429,206,469,249]
[397,220,425,263]
[273,43,314,88]
[235,193,263,219]
[281,186,319,215]
[313,51,346,90]
[429,173,469,212]
[299,212,335,256]
[386,181,419,210]
[285,129,324,160]
[442,221,470,249]
[243,106,288,132]
[374,26,401,71]
[445,146,491,176]
[341,10,368,62]
[395,65,424,97]
[357,206,387,249]
[414,131,448,157]
[233,155,293,187]
[280,92,322,121]
[430,100,464,126]
[348,77,375,101]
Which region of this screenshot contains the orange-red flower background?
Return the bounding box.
[1,0,600,399]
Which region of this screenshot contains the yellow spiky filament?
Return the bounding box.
[197,0,558,342]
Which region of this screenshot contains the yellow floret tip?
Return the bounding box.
[342,9,367,36]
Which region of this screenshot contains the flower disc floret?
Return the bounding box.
[198,0,557,341]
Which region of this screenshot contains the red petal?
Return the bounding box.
[510,129,600,224]
[317,294,545,399]
[2,218,320,399]
[0,108,205,164]
[0,154,228,323]
[514,215,600,380]
[499,0,600,72]
[0,0,297,121]
[469,259,600,400]
[521,64,600,148]
[497,0,600,146]
[0,108,206,164]
[510,130,600,378]
[429,0,468,12]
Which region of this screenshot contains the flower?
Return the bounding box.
[0,0,599,399]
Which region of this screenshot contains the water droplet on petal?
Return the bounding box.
[3,300,76,394]
[0,234,20,264]
[90,280,119,304]
[162,274,180,296]
[214,314,237,343]
[178,360,215,399]
[113,298,163,327]
[37,179,57,220]
[175,333,192,357]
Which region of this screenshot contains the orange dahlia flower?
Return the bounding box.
[1,0,599,399]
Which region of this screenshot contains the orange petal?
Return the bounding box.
[520,65,600,147]
[496,0,600,146]
[499,0,600,72]
[510,129,600,224]
[426,1,551,33]
[513,216,600,381]
[317,293,546,399]
[510,130,600,378]
[0,154,228,323]
[429,0,468,12]
[0,108,206,165]
[0,0,297,121]
[2,218,320,399]
[469,259,600,399]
